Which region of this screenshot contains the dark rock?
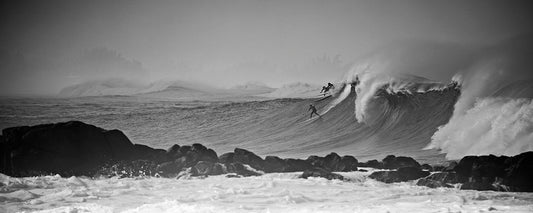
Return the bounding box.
[460,177,507,191]
[219,152,235,164]
[191,161,226,176]
[226,174,241,178]
[339,155,358,172]
[416,179,453,188]
[503,152,533,192]
[284,158,312,172]
[305,153,355,172]
[369,166,429,183]
[455,154,508,183]
[358,169,368,172]
[192,161,215,176]
[133,144,167,163]
[263,156,288,173]
[323,152,342,170]
[233,148,264,171]
[166,144,181,159]
[358,160,382,169]
[416,172,459,188]
[382,155,421,169]
[421,164,433,172]
[191,143,218,163]
[300,167,344,180]
[156,160,185,177]
[5,121,140,177]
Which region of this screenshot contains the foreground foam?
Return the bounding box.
[2,172,532,213]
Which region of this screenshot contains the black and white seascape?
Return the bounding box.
[1,1,533,212]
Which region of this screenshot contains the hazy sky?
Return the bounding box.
[1,0,532,95]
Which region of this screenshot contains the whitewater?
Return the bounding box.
[2,170,533,213]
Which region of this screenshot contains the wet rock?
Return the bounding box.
[4,121,140,177]
[156,160,184,177]
[305,153,356,172]
[191,161,225,176]
[421,164,433,171]
[300,167,344,180]
[369,166,429,183]
[233,148,264,171]
[416,179,453,188]
[382,155,421,169]
[219,152,235,164]
[502,152,533,192]
[416,172,459,188]
[226,162,261,176]
[96,160,158,178]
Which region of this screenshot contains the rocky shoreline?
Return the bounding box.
[1,121,532,192]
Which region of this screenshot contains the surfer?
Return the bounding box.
[320,83,335,96]
[308,104,320,118]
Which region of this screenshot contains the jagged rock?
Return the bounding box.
[369,166,429,183]
[233,148,264,170]
[305,153,357,172]
[382,155,421,169]
[219,152,235,164]
[416,172,459,188]
[300,167,344,180]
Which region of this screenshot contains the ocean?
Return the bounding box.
[2,79,533,212]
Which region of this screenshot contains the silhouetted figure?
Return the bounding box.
[320,83,335,96]
[308,104,320,118]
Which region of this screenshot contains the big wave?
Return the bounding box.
[338,35,533,160]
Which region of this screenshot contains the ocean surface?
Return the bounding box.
[2,81,533,212]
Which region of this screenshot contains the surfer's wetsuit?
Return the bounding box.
[308,105,320,118]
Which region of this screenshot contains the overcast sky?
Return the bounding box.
[1,0,532,95]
